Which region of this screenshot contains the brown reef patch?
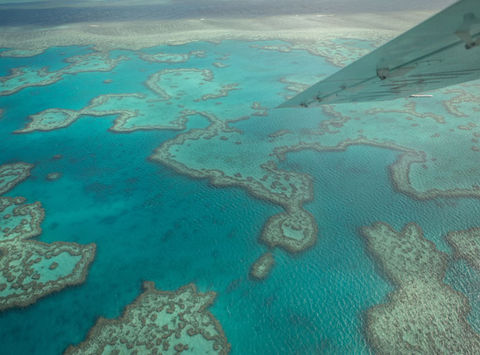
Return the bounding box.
[361,222,480,353]
[0,162,34,195]
[446,228,480,270]
[65,282,230,354]
[0,163,96,312]
[46,172,62,181]
[250,252,275,280]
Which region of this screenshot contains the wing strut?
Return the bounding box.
[280,0,480,107]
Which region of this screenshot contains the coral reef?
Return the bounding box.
[0,239,96,311]
[0,52,127,96]
[0,9,427,55]
[46,172,62,181]
[0,162,34,194]
[269,82,480,200]
[251,37,379,67]
[66,282,230,354]
[260,208,317,253]
[447,228,480,270]
[13,41,480,285]
[250,252,275,280]
[213,62,229,68]
[0,197,43,243]
[17,68,241,133]
[138,49,205,64]
[0,163,96,312]
[150,110,317,258]
[0,48,46,58]
[361,222,480,353]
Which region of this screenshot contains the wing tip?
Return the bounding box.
[276,102,294,109]
[276,98,306,109]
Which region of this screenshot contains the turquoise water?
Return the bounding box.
[0,116,280,354]
[2,39,480,354]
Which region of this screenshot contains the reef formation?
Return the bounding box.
[17,68,240,133]
[250,37,379,67]
[447,228,480,270]
[16,47,321,278]
[0,162,33,194]
[361,222,480,353]
[139,49,206,64]
[46,172,62,181]
[150,111,318,258]
[0,162,96,312]
[0,52,127,97]
[66,282,230,354]
[271,82,480,201]
[249,252,274,280]
[12,40,480,283]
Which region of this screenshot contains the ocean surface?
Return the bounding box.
[1,2,480,354]
[0,0,455,26]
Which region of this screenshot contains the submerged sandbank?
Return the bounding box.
[0,11,438,53]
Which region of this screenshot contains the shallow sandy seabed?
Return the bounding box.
[0,11,436,52]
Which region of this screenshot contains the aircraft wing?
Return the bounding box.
[279,0,480,107]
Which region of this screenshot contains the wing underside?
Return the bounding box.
[280,0,480,107]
